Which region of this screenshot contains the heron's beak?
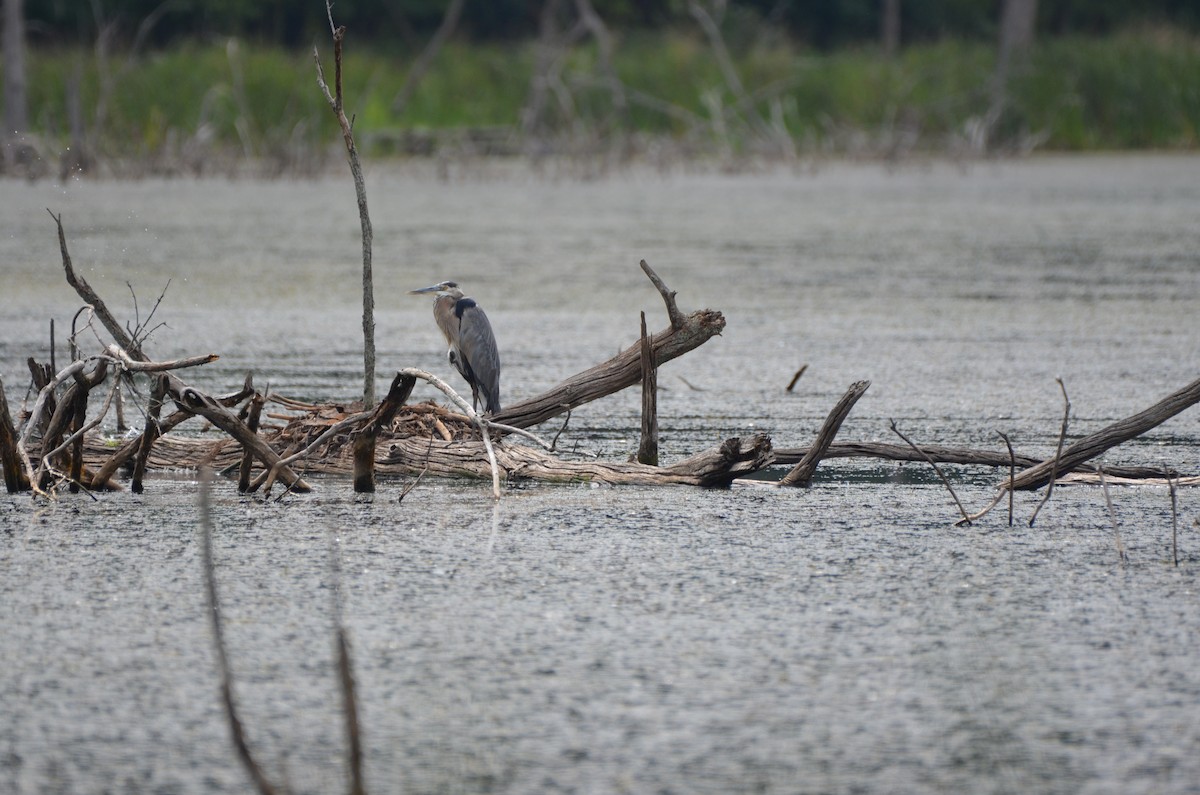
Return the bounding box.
[408,284,441,295]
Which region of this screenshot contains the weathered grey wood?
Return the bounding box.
[780,380,870,487]
[0,376,29,492]
[236,391,264,494]
[770,441,1167,480]
[492,307,724,429]
[352,373,415,493]
[169,376,311,494]
[90,377,254,488]
[1007,376,1200,492]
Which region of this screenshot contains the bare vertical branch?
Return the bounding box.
[573,0,628,129]
[881,0,901,57]
[0,376,31,492]
[132,375,168,493]
[236,391,264,493]
[1167,471,1179,568]
[315,5,376,409]
[997,430,1016,527]
[637,312,659,466]
[328,532,365,795]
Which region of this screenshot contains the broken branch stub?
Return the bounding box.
[781,380,870,487]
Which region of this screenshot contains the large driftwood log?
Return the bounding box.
[492,260,723,430]
[105,430,772,488]
[492,304,723,429]
[771,442,1168,480]
[1004,377,1200,491]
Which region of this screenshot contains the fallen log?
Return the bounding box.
[1005,376,1200,491]
[771,442,1172,481]
[492,261,725,429]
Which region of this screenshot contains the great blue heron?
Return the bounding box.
[409,280,501,414]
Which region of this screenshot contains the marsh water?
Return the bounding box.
[2,156,1199,793]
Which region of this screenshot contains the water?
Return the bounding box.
[2,155,1200,793]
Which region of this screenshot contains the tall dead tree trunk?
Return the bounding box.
[315,3,376,410]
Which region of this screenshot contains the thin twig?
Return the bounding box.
[1029,378,1070,527]
[550,407,572,453]
[315,3,376,410]
[786,365,808,392]
[889,419,972,525]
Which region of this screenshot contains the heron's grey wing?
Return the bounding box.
[456,304,502,413]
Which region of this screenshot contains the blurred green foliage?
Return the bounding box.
[22,27,1199,159]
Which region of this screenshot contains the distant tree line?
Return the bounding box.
[22,0,1200,50]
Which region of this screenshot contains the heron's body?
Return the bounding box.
[410,281,501,414]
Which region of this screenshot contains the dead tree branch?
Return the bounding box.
[780,380,870,487]
[1009,376,1200,492]
[315,5,376,409]
[493,265,723,429]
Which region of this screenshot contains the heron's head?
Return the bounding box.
[408,280,463,299]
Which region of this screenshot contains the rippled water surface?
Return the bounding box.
[3,156,1200,794]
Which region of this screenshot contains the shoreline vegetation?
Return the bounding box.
[5,27,1200,179]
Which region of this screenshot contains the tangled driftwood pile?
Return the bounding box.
[2,213,1198,525]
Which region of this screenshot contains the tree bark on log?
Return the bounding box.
[352,373,415,493]
[169,376,312,494]
[493,307,724,429]
[637,311,659,466]
[0,376,30,492]
[1005,376,1200,491]
[492,259,723,430]
[90,377,254,488]
[781,380,870,487]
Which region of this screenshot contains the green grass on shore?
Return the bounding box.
[15,27,1200,165]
